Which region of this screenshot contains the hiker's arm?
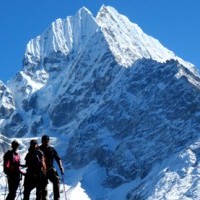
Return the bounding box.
[20,163,27,168]
[19,156,28,175]
[53,148,64,175]
[21,153,29,168]
[19,168,26,175]
[55,156,64,174]
[58,159,64,175]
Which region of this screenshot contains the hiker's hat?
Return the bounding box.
[30,139,38,146]
[41,135,50,142]
[11,140,19,148]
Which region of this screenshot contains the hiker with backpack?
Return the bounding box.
[23,139,47,200]
[3,140,22,200]
[39,135,64,200]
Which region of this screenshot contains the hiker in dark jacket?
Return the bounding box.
[23,139,47,200]
[3,140,22,200]
[39,135,64,200]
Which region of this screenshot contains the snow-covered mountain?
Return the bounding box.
[0,81,15,119]
[1,5,200,200]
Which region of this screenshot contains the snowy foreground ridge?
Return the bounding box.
[1,5,200,200]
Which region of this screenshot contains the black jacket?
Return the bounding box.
[39,145,61,169]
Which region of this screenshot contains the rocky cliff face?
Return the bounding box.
[1,5,200,200]
[65,58,200,188]
[0,81,15,119]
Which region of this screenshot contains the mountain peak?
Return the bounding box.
[96,6,196,73]
[23,5,195,75]
[23,6,98,74]
[98,5,118,15]
[78,6,93,16]
[97,6,176,67]
[8,5,197,111]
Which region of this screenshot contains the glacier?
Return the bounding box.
[1,5,200,200]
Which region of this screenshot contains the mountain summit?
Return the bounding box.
[1,5,200,200]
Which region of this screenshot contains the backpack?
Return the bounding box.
[3,150,20,175]
[35,150,46,175]
[26,149,46,175]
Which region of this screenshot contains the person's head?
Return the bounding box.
[41,135,50,147]
[30,139,38,149]
[11,140,19,151]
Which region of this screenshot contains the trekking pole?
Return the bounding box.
[4,176,8,200]
[16,178,23,200]
[61,174,67,200]
[19,182,23,200]
[16,185,23,200]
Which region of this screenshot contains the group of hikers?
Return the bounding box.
[3,135,65,200]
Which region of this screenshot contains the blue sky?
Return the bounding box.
[0,0,200,83]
